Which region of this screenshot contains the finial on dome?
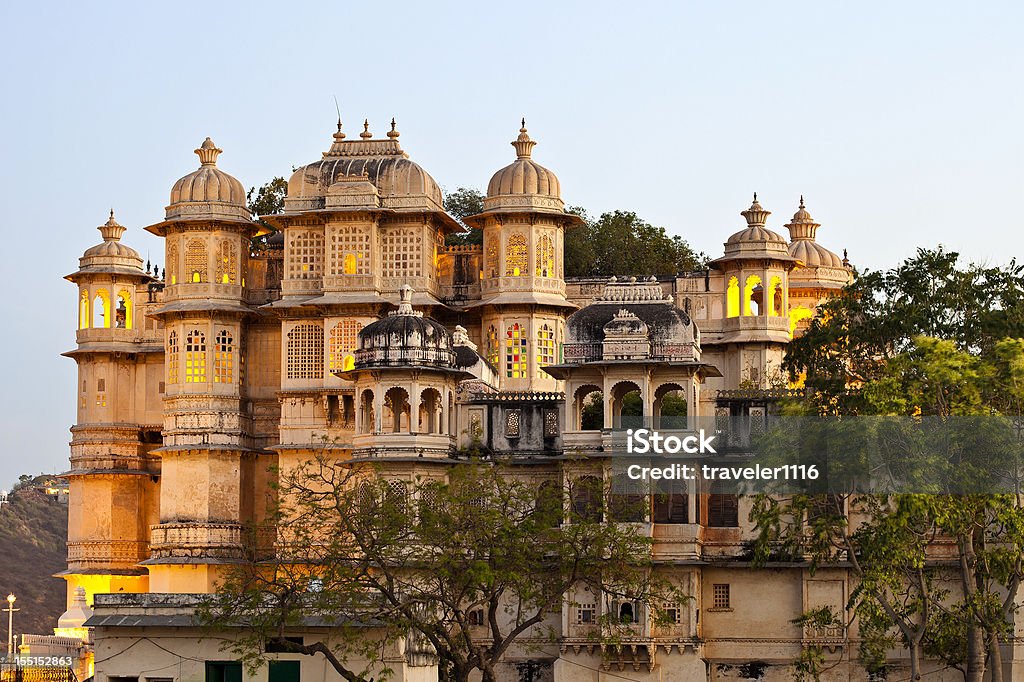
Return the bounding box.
[741,193,770,227]
[333,117,346,142]
[842,249,850,267]
[387,117,400,139]
[785,196,820,241]
[195,137,222,166]
[98,209,126,242]
[361,119,372,139]
[397,285,414,315]
[512,119,536,159]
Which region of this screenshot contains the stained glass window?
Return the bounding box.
[505,323,528,378]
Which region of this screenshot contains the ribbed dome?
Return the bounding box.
[789,239,844,268]
[355,286,455,369]
[285,120,444,212]
[166,138,250,222]
[725,195,788,245]
[72,211,147,278]
[482,122,564,214]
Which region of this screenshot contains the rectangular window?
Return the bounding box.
[543,409,559,438]
[268,661,300,682]
[97,378,106,391]
[664,603,682,624]
[712,584,730,610]
[707,494,739,527]
[206,662,242,682]
[96,394,107,407]
[577,603,596,624]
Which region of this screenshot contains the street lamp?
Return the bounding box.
[4,594,17,660]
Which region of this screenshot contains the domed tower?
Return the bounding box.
[142,138,266,593]
[258,118,462,468]
[63,211,161,602]
[338,286,478,459]
[784,197,853,337]
[464,121,584,392]
[707,195,799,388]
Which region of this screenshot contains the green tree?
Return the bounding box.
[200,458,683,682]
[564,211,705,278]
[247,177,288,252]
[444,187,484,246]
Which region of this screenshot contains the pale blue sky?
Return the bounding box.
[1,0,1022,485]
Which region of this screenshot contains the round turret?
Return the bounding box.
[166,138,249,222]
[482,120,564,214]
[355,286,455,369]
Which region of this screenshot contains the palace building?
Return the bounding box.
[59,117,990,681]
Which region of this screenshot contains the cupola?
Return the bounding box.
[166,137,249,222]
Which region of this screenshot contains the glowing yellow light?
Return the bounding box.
[726,278,740,318]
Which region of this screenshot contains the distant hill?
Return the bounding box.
[0,484,69,641]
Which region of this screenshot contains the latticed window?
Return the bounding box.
[577,603,596,624]
[385,480,409,515]
[287,323,324,380]
[185,330,207,383]
[536,324,555,376]
[712,584,731,610]
[380,228,422,278]
[214,330,234,383]
[536,234,555,277]
[505,323,528,378]
[505,233,527,276]
[505,409,521,438]
[166,241,178,284]
[543,409,559,438]
[329,225,370,275]
[329,319,362,373]
[167,331,179,384]
[185,238,207,283]
[486,325,499,367]
[216,239,238,284]
[486,241,498,278]
[288,230,324,280]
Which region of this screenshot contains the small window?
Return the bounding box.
[96,394,107,407]
[664,602,682,624]
[543,409,559,438]
[205,662,242,682]
[467,609,484,626]
[577,604,596,624]
[97,378,106,392]
[268,661,300,682]
[505,409,522,438]
[707,494,739,527]
[712,584,730,610]
[158,381,165,394]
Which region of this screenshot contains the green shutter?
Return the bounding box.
[269,661,301,682]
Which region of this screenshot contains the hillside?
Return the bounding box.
[0,486,69,640]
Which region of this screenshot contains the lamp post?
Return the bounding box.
[4,594,17,660]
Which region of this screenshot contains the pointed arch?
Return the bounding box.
[767,276,783,316]
[214,330,234,383]
[536,234,555,277]
[743,275,763,316]
[505,322,528,378]
[116,288,133,329]
[185,330,207,383]
[93,289,110,328]
[217,238,238,284]
[78,289,90,330]
[185,238,208,283]
[166,241,178,285]
[536,323,555,377]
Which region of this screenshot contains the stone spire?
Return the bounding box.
[389,284,423,318]
[195,137,222,166]
[360,119,372,139]
[387,118,400,139]
[785,195,821,241]
[512,118,536,159]
[740,193,771,227]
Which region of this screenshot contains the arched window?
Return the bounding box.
[116,289,132,329]
[536,324,555,377]
[288,230,325,280]
[743,275,763,316]
[726,277,740,318]
[185,238,207,283]
[790,305,814,337]
[536,234,555,277]
[286,323,324,380]
[166,241,178,285]
[185,330,207,383]
[384,387,410,433]
[214,330,234,383]
[767,276,783,316]
[329,320,362,373]
[505,323,528,378]
[78,290,90,330]
[571,476,602,522]
[167,331,179,384]
[329,225,369,276]
[217,239,238,284]
[486,241,498,278]
[486,325,499,367]
[505,233,527,276]
[93,289,110,328]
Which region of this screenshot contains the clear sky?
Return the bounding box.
[1,0,1022,486]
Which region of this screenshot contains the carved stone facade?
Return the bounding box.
[60,120,987,682]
